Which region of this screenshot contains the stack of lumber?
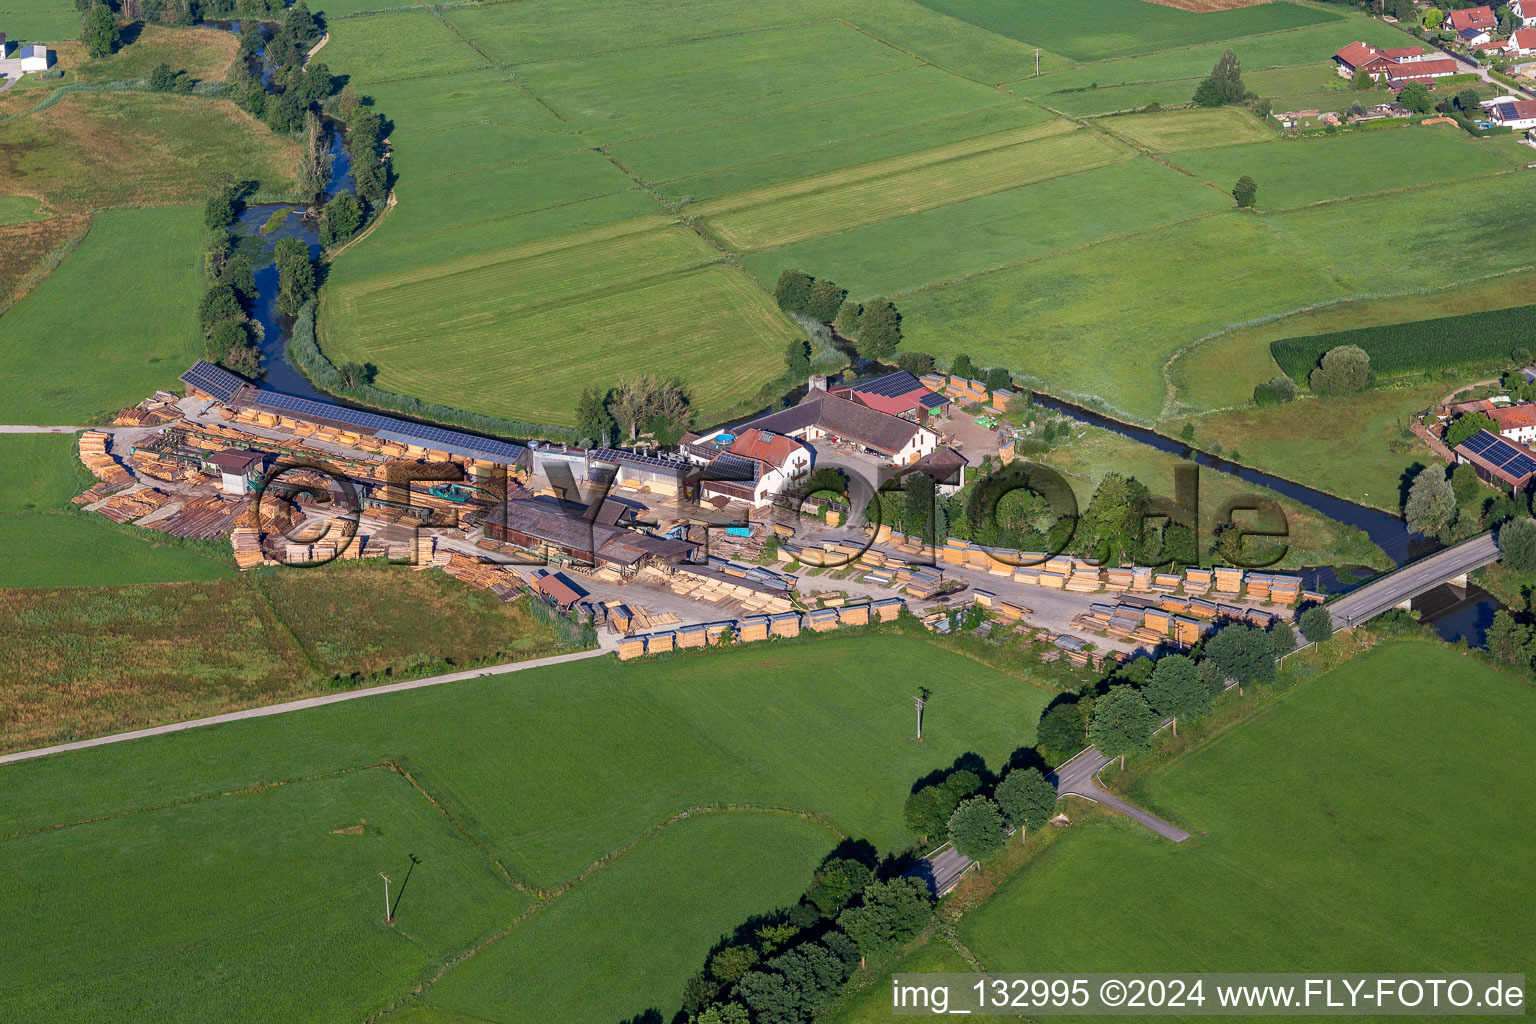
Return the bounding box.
[872,597,903,621]
[1172,616,1206,646]
[676,624,708,649]
[1153,573,1183,592]
[994,600,1029,621]
[737,616,771,642]
[1213,567,1244,594]
[1159,595,1192,615]
[147,493,246,539]
[95,488,172,523]
[617,636,647,661]
[1130,567,1153,591]
[839,602,870,625]
[1064,566,1104,593]
[972,590,996,608]
[78,431,131,488]
[112,404,180,427]
[130,450,208,484]
[72,480,127,505]
[1268,575,1303,605]
[647,631,676,654]
[704,621,733,644]
[806,608,840,632]
[230,527,265,569]
[1189,598,1218,619]
[769,612,802,637]
[1184,568,1213,594]
[1103,567,1133,592]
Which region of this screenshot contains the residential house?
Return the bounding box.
[1447,5,1497,33]
[1509,27,1536,55]
[707,392,941,469]
[1489,98,1536,128]
[1515,0,1536,28]
[1459,25,1493,46]
[684,427,815,508]
[1489,404,1536,445]
[1332,41,1430,78]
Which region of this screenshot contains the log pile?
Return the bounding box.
[230,528,266,569]
[95,487,172,524]
[78,431,132,489]
[147,494,247,539]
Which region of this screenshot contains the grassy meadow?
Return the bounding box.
[0,632,1055,1022]
[306,0,1530,440]
[824,638,1536,1022]
[0,207,208,423]
[959,640,1536,976]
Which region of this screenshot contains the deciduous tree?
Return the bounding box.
[993,766,1056,844]
[1143,654,1210,736]
[1499,516,1536,572]
[1298,604,1333,644]
[1309,345,1374,396]
[1089,684,1156,769]
[807,278,846,322]
[804,859,873,917]
[837,878,934,955]
[947,796,1005,861]
[1233,174,1257,208]
[1404,467,1456,536]
[855,297,901,360]
[82,2,119,57]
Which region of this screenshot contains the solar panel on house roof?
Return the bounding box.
[588,447,690,470]
[1494,102,1519,120]
[1462,430,1499,455]
[707,452,758,481]
[918,391,947,409]
[847,371,922,398]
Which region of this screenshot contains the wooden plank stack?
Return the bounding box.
[78,431,132,489]
[230,527,265,569]
[95,488,172,523]
[147,493,246,539]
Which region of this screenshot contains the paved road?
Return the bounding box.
[1326,531,1499,631]
[1051,746,1191,842]
[910,842,976,896]
[0,425,87,433]
[0,645,614,767]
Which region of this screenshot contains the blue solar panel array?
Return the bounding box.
[180,361,525,464]
[179,360,247,402]
[1460,429,1536,481]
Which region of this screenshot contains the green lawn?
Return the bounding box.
[899,171,1536,422]
[913,0,1339,61]
[0,0,79,41]
[0,196,44,226]
[0,633,1054,1022]
[1105,106,1274,153]
[1170,124,1513,209]
[959,641,1536,978]
[1171,384,1443,513]
[0,207,209,423]
[0,433,235,588]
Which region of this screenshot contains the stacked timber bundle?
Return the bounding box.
[1158,595,1191,615]
[972,590,996,608]
[806,607,840,632]
[1103,567,1134,592]
[737,616,770,642]
[1130,567,1153,591]
[769,612,801,637]
[995,601,1028,621]
[78,431,132,488]
[647,631,676,654]
[147,494,246,539]
[676,624,708,649]
[839,602,870,626]
[1172,616,1206,646]
[872,597,903,621]
[704,621,732,644]
[1153,573,1183,592]
[1213,567,1244,594]
[1064,565,1104,593]
[1269,575,1302,605]
[617,635,647,661]
[95,488,172,523]
[1189,598,1218,619]
[230,527,265,569]
[1184,568,1213,593]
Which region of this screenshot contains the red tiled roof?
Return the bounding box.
[1448,5,1496,31]
[1491,404,1536,430]
[1492,98,1536,120]
[1390,58,1461,79]
[1333,41,1380,68]
[729,427,805,470]
[1381,45,1427,58]
[1512,27,1536,48]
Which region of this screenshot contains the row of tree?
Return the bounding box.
[200,185,262,375]
[774,270,903,361]
[1040,608,1333,767]
[681,846,936,1024]
[903,760,1059,862]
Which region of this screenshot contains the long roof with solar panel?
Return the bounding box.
[178,360,526,465]
[1455,428,1536,483]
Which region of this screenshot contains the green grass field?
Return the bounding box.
[0,632,1054,1022]
[0,0,79,41]
[825,639,1536,1021]
[0,433,235,590]
[959,640,1536,976]
[0,207,207,423]
[1104,106,1274,152]
[914,0,1339,62]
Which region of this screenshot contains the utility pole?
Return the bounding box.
[1035,48,1040,76]
[380,872,392,925]
[913,688,930,741]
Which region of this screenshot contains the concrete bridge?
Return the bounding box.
[1326,531,1500,631]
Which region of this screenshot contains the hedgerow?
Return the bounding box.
[1270,304,1536,383]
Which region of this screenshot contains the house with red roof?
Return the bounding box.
[1447,5,1497,33]
[1509,27,1536,54]
[684,426,815,508]
[1488,97,1536,128]
[1515,0,1536,27]
[1490,403,1536,445]
[1330,42,1454,86]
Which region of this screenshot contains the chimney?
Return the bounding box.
[809,373,827,392]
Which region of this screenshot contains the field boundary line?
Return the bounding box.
[833,18,1009,91]
[483,19,843,71]
[365,803,844,1023]
[0,648,611,768]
